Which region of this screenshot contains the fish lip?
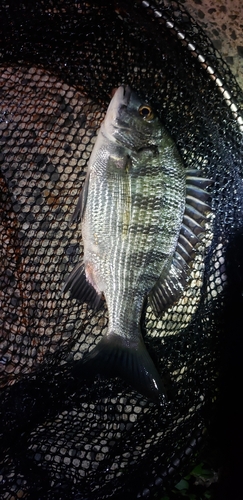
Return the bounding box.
[112,86,132,131]
[103,85,132,140]
[109,85,132,111]
[111,85,131,105]
[122,85,132,105]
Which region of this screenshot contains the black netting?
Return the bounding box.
[0,1,243,498]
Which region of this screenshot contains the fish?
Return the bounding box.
[63,85,211,402]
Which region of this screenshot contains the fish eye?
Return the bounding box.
[138,105,154,120]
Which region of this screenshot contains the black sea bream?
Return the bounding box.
[63,86,210,402]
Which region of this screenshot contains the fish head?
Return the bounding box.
[103,85,163,151]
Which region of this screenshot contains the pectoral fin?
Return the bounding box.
[71,171,90,224]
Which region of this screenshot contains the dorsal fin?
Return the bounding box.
[149,169,211,316]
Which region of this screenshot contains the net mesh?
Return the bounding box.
[0,1,243,498]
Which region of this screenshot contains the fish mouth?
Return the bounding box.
[103,85,132,139]
[107,85,132,122]
[122,85,132,105]
[110,85,132,107]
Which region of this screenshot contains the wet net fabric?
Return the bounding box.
[1,1,243,498]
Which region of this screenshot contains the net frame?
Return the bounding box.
[1,1,243,498]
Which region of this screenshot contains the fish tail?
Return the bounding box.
[73,333,167,403]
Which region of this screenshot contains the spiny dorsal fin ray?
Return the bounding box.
[178,231,195,250]
[180,223,199,245]
[184,204,207,224]
[177,234,196,261]
[149,169,211,316]
[182,214,204,235]
[186,170,212,188]
[186,194,211,213]
[186,184,210,199]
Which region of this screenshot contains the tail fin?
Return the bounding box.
[73,333,167,403]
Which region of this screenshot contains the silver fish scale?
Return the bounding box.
[84,141,185,339]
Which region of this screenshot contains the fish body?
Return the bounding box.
[63,86,210,402]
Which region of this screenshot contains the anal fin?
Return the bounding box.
[62,261,103,310]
